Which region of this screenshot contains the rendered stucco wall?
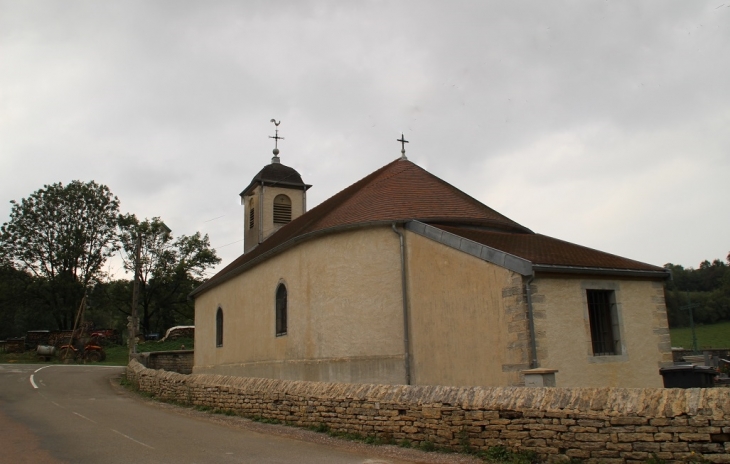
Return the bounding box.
[405,231,530,387]
[195,226,407,384]
[531,277,673,388]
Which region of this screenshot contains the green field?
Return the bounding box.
[669,321,730,350]
[0,338,194,366]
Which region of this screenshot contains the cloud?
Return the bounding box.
[1,0,728,274]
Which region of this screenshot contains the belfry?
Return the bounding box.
[239,120,311,253]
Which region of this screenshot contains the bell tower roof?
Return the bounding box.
[240,120,312,197]
[240,162,311,197]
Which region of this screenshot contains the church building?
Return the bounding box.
[191,132,673,388]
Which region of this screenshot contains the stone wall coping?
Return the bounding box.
[127,360,729,418]
[148,350,195,356]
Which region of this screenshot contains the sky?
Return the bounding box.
[1,1,729,279]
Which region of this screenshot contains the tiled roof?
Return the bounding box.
[192,158,663,297]
[240,161,311,196]
[433,224,664,272]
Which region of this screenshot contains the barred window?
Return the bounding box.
[276,283,287,336]
[273,194,292,224]
[586,290,620,356]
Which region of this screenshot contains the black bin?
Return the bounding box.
[659,365,717,388]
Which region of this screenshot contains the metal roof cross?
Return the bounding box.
[397,133,409,151]
[397,133,409,160]
[269,119,284,151]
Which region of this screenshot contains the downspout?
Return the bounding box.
[525,273,538,369]
[392,223,411,385]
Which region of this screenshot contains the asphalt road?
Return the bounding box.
[0,364,433,464]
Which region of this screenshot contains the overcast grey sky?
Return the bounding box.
[1,1,728,278]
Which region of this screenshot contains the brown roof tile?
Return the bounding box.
[433,224,664,272]
[192,158,663,297]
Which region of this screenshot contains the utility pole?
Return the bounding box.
[680,292,701,353]
[128,233,141,359]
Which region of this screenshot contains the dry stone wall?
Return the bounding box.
[126,360,730,463]
[132,350,194,374]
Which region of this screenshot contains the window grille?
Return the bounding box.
[216,307,223,347]
[273,195,292,224]
[586,290,619,356]
[276,284,287,336]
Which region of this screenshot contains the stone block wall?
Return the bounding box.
[126,360,730,463]
[132,350,194,374]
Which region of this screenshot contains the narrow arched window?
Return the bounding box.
[275,284,287,336]
[248,198,255,229]
[273,194,292,224]
[216,307,223,347]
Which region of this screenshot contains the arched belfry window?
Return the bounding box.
[273,194,292,224]
[216,307,223,347]
[248,198,255,229]
[275,283,287,336]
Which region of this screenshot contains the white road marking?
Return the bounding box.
[29,364,122,389]
[73,412,97,424]
[111,429,155,449]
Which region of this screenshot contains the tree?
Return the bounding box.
[118,214,220,334]
[0,181,120,329]
[664,253,730,328]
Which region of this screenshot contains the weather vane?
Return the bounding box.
[397,133,409,160]
[269,119,284,157]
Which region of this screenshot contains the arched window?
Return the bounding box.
[248,198,255,229]
[273,194,292,224]
[275,283,287,336]
[216,307,223,347]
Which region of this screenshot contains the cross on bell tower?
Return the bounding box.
[269,119,284,164]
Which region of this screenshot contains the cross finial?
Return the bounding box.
[397,133,409,160]
[269,119,284,163]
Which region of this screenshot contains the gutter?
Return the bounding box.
[391,223,412,386]
[531,264,670,279]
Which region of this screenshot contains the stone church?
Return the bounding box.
[191,139,673,388]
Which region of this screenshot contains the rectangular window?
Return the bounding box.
[586,289,620,356]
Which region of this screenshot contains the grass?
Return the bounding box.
[0,337,194,366]
[669,321,730,350]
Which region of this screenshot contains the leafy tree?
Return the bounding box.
[118,214,220,334]
[0,181,120,329]
[0,263,52,339]
[664,253,730,328]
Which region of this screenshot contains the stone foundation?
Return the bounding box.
[126,360,730,463]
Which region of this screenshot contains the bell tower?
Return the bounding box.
[240,121,311,254]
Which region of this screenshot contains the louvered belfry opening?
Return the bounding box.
[248,199,255,229]
[586,289,619,356]
[273,194,292,224]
